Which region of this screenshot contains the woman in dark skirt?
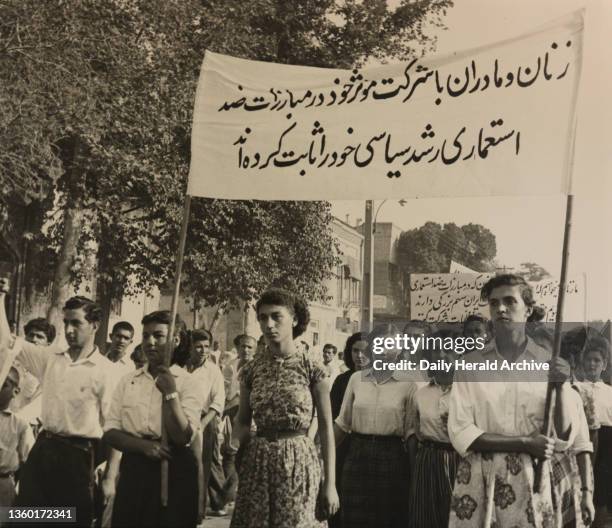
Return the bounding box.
[407,329,461,528]
[334,324,417,528]
[328,332,368,528]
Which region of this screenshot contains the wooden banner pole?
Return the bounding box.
[161,194,192,506]
[534,193,573,492]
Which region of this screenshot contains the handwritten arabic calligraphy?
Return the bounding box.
[409,273,493,322]
[219,41,573,114]
[233,118,520,176]
[187,12,583,200]
[409,274,583,323]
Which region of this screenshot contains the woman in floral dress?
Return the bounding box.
[448,274,590,528]
[230,288,339,528]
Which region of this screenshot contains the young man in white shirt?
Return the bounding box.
[105,321,134,367]
[322,343,343,384]
[189,329,226,517]
[103,310,202,527]
[0,287,115,527]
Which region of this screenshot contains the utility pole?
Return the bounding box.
[361,200,374,332]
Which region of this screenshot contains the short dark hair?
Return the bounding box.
[463,314,487,326]
[130,344,145,362]
[367,324,401,358]
[141,310,185,330]
[527,305,546,323]
[561,326,610,363]
[323,343,337,354]
[111,321,134,336]
[583,332,610,363]
[192,329,212,343]
[233,334,256,348]
[63,296,102,323]
[255,288,310,339]
[403,320,433,335]
[422,328,460,362]
[24,318,56,343]
[343,332,368,371]
[141,311,187,366]
[480,274,535,307]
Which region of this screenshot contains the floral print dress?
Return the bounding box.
[450,450,581,528]
[230,348,327,528]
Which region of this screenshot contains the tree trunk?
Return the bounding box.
[46,205,84,330]
[46,136,85,332]
[208,303,226,333]
[94,274,113,355]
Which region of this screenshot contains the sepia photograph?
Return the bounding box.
[0,0,610,526]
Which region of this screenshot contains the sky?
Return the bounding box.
[331,0,611,321]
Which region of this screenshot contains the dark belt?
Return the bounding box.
[40,430,95,451]
[0,472,14,478]
[419,439,454,451]
[352,432,402,442]
[256,428,308,441]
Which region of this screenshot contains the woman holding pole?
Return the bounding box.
[448,274,585,528]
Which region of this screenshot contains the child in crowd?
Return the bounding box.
[408,329,461,528]
[0,366,34,506]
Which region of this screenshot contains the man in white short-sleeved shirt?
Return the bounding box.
[103,310,203,527]
[0,286,115,527]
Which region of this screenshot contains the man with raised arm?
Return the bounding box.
[0,278,115,527]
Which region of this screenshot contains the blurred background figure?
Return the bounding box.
[328,332,368,528]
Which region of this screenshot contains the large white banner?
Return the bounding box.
[409,273,585,322]
[189,11,583,200]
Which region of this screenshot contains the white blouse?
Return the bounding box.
[335,369,417,438]
[448,339,588,457]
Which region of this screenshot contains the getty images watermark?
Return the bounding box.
[362,318,602,382]
[371,333,549,373]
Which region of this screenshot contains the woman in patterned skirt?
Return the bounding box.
[230,288,339,528]
[448,274,589,528]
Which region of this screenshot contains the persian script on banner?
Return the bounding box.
[189,11,583,200]
[409,273,585,323]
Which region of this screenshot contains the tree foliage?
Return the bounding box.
[0,0,453,318]
[397,221,497,275]
[516,262,552,282]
